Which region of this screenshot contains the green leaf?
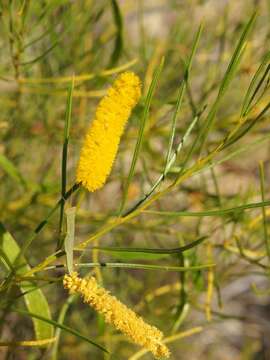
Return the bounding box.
[98,251,169,261]
[87,236,207,261]
[241,51,270,116]
[144,199,270,218]
[58,78,74,249]
[222,100,270,149]
[77,262,215,272]
[109,0,123,66]
[0,223,53,340]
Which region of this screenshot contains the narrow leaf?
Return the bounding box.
[144,199,270,217]
[241,51,270,116]
[58,77,74,249]
[77,262,215,272]
[109,0,123,66]
[88,236,207,257]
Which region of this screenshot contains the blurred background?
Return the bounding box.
[0,0,270,359]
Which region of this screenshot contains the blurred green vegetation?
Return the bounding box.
[0,0,270,359]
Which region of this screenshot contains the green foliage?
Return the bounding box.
[0,1,270,359]
[0,223,53,340]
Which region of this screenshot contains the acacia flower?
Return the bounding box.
[76,71,141,192]
[63,272,170,359]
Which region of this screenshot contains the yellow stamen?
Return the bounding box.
[76,71,141,192]
[63,272,170,359]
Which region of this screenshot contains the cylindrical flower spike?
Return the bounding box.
[63,273,170,359]
[76,71,141,192]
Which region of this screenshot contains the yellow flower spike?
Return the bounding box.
[76,71,141,192]
[63,273,170,359]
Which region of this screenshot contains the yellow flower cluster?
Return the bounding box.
[76,71,141,192]
[63,272,170,359]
